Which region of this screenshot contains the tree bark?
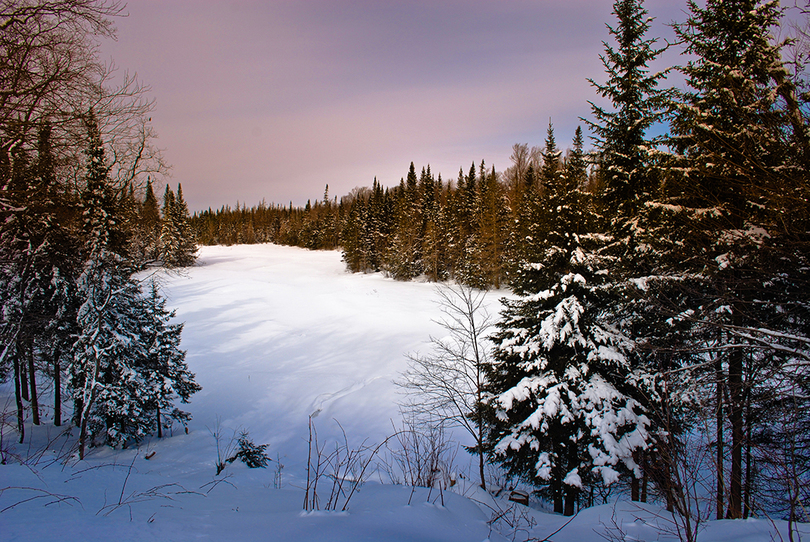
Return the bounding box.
[743,393,753,519]
[726,346,744,519]
[553,474,564,514]
[156,404,162,438]
[564,485,577,517]
[20,346,29,402]
[641,451,648,503]
[563,442,578,516]
[13,352,25,444]
[26,339,39,426]
[716,356,725,520]
[53,347,61,427]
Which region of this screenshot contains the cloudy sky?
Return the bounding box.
[101,0,689,212]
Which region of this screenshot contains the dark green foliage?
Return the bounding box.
[71,120,200,457]
[484,121,639,515]
[662,0,810,521]
[142,279,201,433]
[227,430,271,468]
[585,0,670,218]
[135,179,162,263]
[161,184,197,267]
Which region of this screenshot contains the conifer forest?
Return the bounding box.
[2,0,810,539]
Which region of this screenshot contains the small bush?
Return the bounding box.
[227,430,270,468]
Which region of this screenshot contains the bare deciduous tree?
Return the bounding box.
[398,283,493,490]
[0,0,166,199]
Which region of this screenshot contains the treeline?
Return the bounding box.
[1,1,199,459]
[192,191,341,250]
[192,125,593,290]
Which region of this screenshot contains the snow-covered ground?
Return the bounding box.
[2,244,806,541]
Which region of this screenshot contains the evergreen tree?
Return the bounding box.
[172,184,197,266]
[581,0,687,507]
[486,117,648,515]
[70,116,200,457]
[142,279,201,437]
[667,0,810,519]
[487,236,649,515]
[160,185,178,262]
[72,252,154,454]
[385,164,424,280]
[539,120,562,188]
[585,0,670,218]
[565,126,589,187]
[138,179,161,262]
[161,184,197,268]
[73,114,153,456]
[486,0,670,514]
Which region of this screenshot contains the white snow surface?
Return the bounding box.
[1,244,805,541]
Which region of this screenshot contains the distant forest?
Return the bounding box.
[191,124,594,290]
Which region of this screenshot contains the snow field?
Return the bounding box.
[1,244,805,541]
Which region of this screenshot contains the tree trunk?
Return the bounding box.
[156,404,162,438]
[13,352,25,444]
[641,451,648,503]
[476,402,486,491]
[563,441,578,516]
[553,474,564,514]
[73,396,83,429]
[716,357,725,520]
[79,347,102,460]
[743,393,753,519]
[26,340,39,426]
[631,450,640,501]
[20,346,29,402]
[564,485,577,517]
[79,381,98,460]
[53,348,61,427]
[726,346,744,519]
[478,444,486,491]
[79,408,89,459]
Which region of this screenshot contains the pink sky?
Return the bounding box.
[101,0,689,212]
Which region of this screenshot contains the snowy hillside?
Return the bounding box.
[1,245,805,541]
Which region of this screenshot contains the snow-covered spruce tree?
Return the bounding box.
[134,178,162,263]
[71,114,200,457]
[507,123,566,283]
[667,0,810,520]
[340,192,370,273]
[172,184,197,265]
[0,136,49,439]
[0,123,83,436]
[580,0,699,509]
[160,184,197,268]
[421,191,450,283]
[457,162,507,289]
[486,124,650,515]
[142,278,201,437]
[584,0,670,220]
[446,168,473,281]
[565,126,589,189]
[72,113,148,457]
[385,164,424,280]
[160,185,179,260]
[487,254,650,516]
